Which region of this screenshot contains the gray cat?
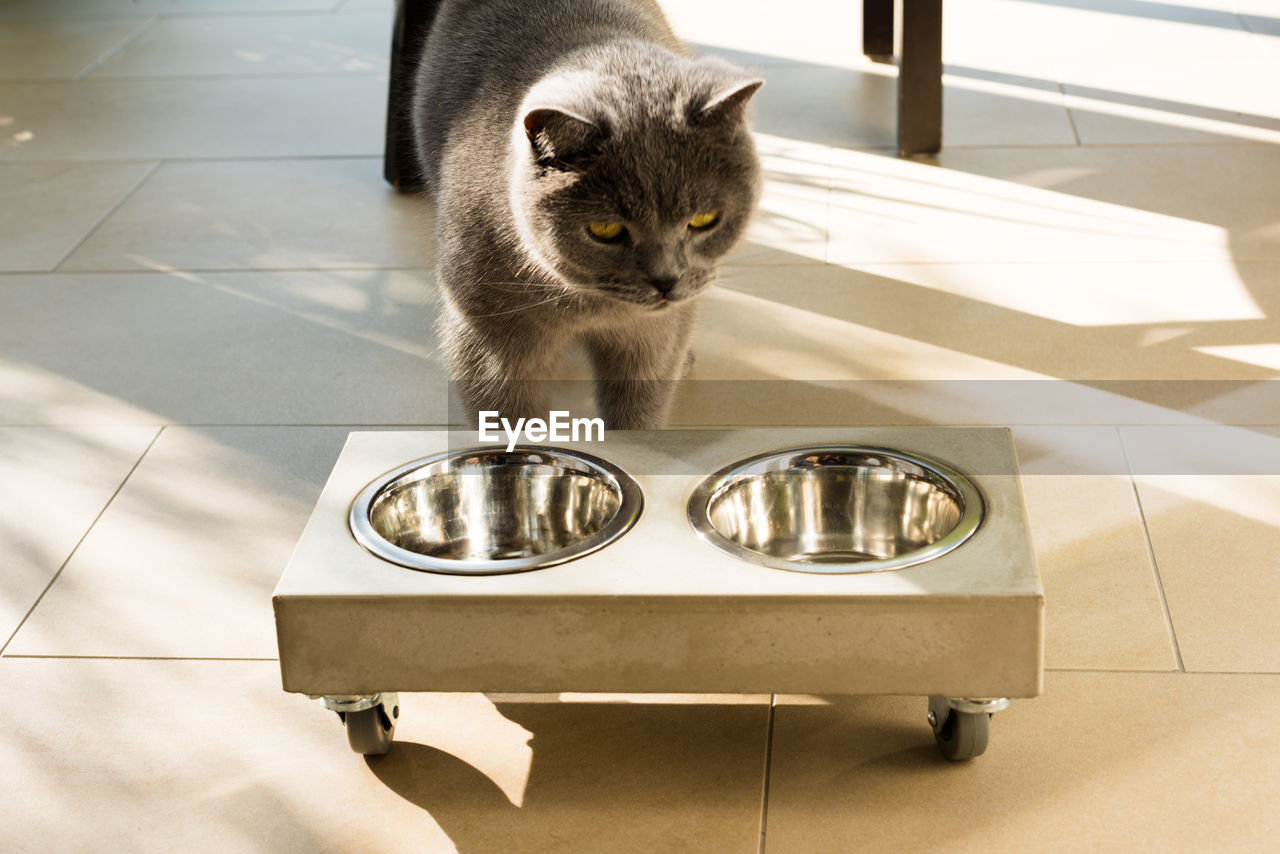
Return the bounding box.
[411,0,763,428]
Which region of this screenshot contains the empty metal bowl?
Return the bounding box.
[688,445,983,574]
[350,447,643,575]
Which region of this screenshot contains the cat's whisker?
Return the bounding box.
[476,280,572,295]
[466,290,576,318]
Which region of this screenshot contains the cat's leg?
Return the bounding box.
[584,305,697,430]
[436,300,568,427]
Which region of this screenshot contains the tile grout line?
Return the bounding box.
[18,260,1280,276]
[20,265,434,276]
[0,426,165,658]
[3,660,277,665]
[757,694,777,854]
[1059,82,1082,146]
[0,155,383,165]
[61,70,388,82]
[11,260,1280,275]
[1116,426,1186,673]
[0,423,464,429]
[0,140,1272,166]
[1046,666,1280,676]
[49,160,164,272]
[13,9,382,21]
[73,15,160,81]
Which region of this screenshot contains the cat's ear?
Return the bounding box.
[523,107,601,165]
[697,78,764,126]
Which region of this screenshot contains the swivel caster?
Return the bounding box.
[927,696,1009,761]
[322,693,400,755]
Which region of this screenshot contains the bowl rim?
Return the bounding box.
[349,445,644,576]
[686,444,985,575]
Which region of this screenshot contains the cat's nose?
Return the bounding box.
[649,277,678,298]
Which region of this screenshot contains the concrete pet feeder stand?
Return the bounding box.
[273,428,1043,761]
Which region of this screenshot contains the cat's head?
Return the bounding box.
[509,50,763,309]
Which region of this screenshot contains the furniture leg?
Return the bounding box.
[897,0,943,156]
[862,0,895,59]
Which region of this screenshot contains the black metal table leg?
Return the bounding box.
[863,0,894,59]
[897,0,943,156]
[384,0,440,190]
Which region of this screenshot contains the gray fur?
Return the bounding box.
[411,0,762,428]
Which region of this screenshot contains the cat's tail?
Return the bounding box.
[384,0,447,192]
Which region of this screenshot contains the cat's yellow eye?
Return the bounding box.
[688,210,720,230]
[588,221,625,241]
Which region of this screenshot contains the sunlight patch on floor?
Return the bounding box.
[1194,344,1280,374]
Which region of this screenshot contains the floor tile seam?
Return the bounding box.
[671,423,1280,429]
[0,7,356,20]
[940,141,1184,151]
[149,8,382,18]
[13,10,382,21]
[0,422,174,428]
[0,425,164,657]
[1,154,382,165]
[52,264,440,274]
[829,140,1279,153]
[985,139,1280,149]
[45,257,1278,276]
[6,422,1277,431]
[72,14,158,81]
[757,694,776,854]
[818,255,1274,266]
[48,159,162,273]
[72,70,389,83]
[6,137,1271,165]
[9,264,433,276]
[0,423,461,429]
[732,259,1280,268]
[40,259,1280,274]
[0,71,388,86]
[1045,667,1180,674]
[1046,667,1280,676]
[0,660,279,665]
[1116,426,1187,673]
[167,423,460,429]
[141,6,385,17]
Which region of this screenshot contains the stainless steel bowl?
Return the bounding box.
[350,447,643,575]
[688,445,983,574]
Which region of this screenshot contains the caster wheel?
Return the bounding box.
[928,696,990,761]
[342,693,399,755]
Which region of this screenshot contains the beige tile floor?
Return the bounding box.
[1,0,1277,851]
